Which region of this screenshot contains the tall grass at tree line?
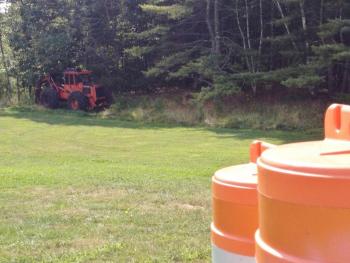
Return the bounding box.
[101,93,329,131]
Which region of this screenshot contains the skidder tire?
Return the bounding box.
[40,87,59,109]
[67,91,88,111]
[103,87,114,108]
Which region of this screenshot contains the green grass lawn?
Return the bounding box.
[0,107,322,263]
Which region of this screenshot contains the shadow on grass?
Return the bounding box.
[208,127,323,143]
[0,106,323,144]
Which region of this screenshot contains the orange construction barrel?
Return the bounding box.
[212,140,274,262]
[256,104,350,263]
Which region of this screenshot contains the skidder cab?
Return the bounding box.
[35,68,113,111]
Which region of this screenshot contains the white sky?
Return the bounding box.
[0,2,9,13]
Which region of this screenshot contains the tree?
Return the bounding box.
[3,0,350,101]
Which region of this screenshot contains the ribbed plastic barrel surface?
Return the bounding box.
[256,104,350,263]
[212,141,274,262]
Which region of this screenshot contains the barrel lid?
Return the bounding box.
[213,141,274,205]
[261,104,350,176]
[214,164,257,188]
[260,139,350,176]
[214,140,275,188]
[258,104,350,207]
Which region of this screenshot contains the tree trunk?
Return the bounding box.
[320,0,324,25]
[328,66,334,94]
[244,0,256,95]
[245,0,254,72]
[245,0,251,51]
[258,0,264,69]
[16,76,20,103]
[28,85,32,99]
[104,0,111,23]
[269,2,274,71]
[235,0,251,72]
[299,0,307,33]
[0,30,12,100]
[342,61,349,93]
[259,0,263,53]
[206,0,216,54]
[273,0,298,51]
[213,0,220,54]
[299,0,309,54]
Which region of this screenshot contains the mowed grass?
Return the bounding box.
[0,107,322,263]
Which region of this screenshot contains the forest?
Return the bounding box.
[0,0,349,102]
[0,2,349,261]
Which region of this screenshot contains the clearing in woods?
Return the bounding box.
[0,107,321,262]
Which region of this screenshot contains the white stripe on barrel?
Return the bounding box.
[212,244,255,263]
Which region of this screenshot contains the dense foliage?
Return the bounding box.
[0,0,350,100]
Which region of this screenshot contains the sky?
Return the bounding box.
[0,2,9,13]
